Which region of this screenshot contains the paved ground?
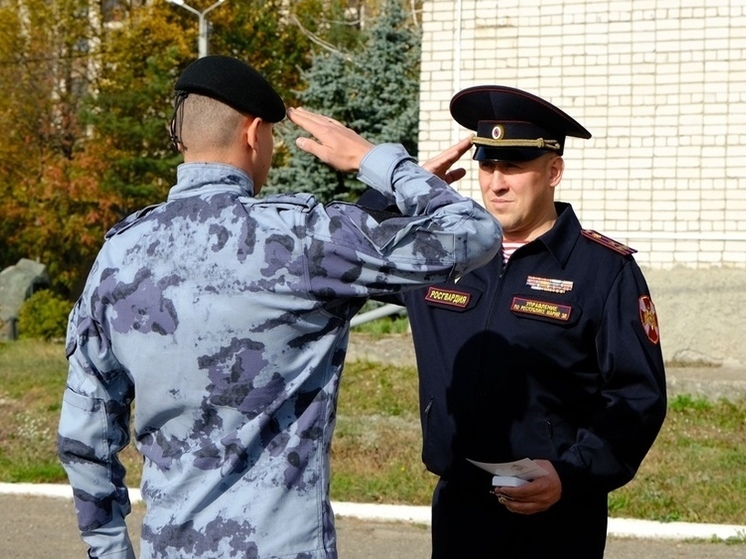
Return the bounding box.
[2,493,745,559]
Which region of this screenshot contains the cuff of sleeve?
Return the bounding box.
[357,143,414,192]
[551,460,587,498]
[87,549,135,559]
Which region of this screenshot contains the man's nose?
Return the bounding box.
[489,171,506,191]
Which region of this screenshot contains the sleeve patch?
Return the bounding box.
[639,295,660,344]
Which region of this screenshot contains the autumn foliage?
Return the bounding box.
[0,0,416,300]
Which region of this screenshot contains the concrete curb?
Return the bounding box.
[2,483,744,542]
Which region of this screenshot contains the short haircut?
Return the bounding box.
[179,93,247,152]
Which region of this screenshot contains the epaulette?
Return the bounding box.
[580,229,637,256]
[105,204,163,239]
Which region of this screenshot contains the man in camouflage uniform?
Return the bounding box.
[57,56,501,559]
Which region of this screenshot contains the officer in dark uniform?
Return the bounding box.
[367,85,667,558]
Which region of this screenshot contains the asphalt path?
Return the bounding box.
[2,492,745,559]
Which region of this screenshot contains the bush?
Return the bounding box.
[17,290,71,341]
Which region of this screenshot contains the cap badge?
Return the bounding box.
[491,125,504,140]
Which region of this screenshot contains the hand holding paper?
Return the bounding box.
[467,458,549,487]
[470,458,562,515]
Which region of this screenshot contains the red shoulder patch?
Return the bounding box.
[581,229,637,256]
[639,295,660,344]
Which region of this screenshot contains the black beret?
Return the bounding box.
[175,55,285,123]
[450,85,591,161]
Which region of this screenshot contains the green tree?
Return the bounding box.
[0,0,400,299]
[266,0,421,202]
[168,0,370,105]
[80,4,190,215]
[209,0,338,104]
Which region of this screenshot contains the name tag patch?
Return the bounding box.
[425,286,471,309]
[511,297,572,321]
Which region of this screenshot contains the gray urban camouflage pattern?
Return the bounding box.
[58,144,501,558]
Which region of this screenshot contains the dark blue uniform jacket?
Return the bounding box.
[384,202,667,498]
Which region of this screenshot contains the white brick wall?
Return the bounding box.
[419,0,746,268]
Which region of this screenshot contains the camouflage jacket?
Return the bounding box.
[58,144,501,558]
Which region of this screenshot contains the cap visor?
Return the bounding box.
[473,146,550,162]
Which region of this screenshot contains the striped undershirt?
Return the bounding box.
[502,241,527,263]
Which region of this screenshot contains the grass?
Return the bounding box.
[1,339,746,528]
[351,301,410,335]
[0,340,68,482]
[609,395,746,524]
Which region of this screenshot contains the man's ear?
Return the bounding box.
[245,116,263,151]
[548,155,565,188]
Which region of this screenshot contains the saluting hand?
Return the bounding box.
[421,136,473,184]
[492,459,562,515]
[287,107,374,173]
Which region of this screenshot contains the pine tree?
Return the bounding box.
[266,0,421,202]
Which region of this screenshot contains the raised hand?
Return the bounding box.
[287,107,374,173]
[421,136,473,184]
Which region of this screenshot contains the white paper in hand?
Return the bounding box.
[466,457,549,487]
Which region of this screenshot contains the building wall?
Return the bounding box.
[418,0,746,269]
